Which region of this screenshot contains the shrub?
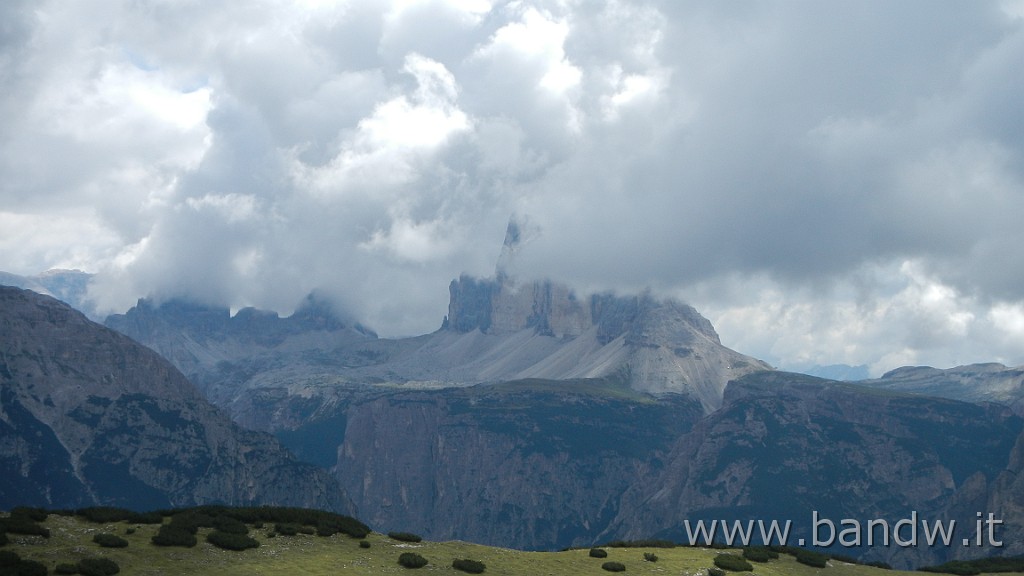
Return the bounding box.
[77,507,134,524]
[0,550,20,566]
[77,557,120,576]
[388,531,422,543]
[743,546,777,562]
[643,552,658,562]
[0,532,7,546]
[151,525,197,547]
[359,540,371,549]
[601,561,626,572]
[212,516,249,535]
[452,558,486,573]
[398,552,428,568]
[713,553,753,572]
[589,548,608,558]
[206,530,260,551]
[128,511,164,524]
[93,533,128,548]
[274,522,300,536]
[124,527,136,535]
[16,559,48,576]
[11,507,48,522]
[0,515,50,538]
[795,549,829,568]
[56,563,79,574]
[708,569,726,576]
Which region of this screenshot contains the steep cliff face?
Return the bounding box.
[604,371,1023,568]
[335,379,703,549]
[0,286,353,513]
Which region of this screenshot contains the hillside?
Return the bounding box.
[0,286,352,513]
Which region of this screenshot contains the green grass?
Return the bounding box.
[4,514,1023,576]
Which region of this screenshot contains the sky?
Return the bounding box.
[2,0,1023,376]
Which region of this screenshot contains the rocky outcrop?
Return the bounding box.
[0,285,354,513]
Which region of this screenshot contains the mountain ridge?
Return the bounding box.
[0,285,354,513]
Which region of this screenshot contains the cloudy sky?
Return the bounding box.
[2,0,1023,376]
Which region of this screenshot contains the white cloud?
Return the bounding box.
[2,0,1024,372]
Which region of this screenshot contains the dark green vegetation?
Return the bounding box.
[744,546,778,562]
[206,531,259,551]
[91,534,128,548]
[388,532,422,543]
[76,557,121,575]
[714,553,753,572]
[397,552,428,568]
[601,560,626,571]
[795,549,830,568]
[643,552,657,562]
[452,558,486,573]
[590,548,609,558]
[920,556,1024,575]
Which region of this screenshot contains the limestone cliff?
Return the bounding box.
[0,286,353,513]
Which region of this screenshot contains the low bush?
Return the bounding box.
[151,525,197,547]
[206,530,260,551]
[713,553,753,572]
[77,557,120,576]
[93,533,129,548]
[10,507,48,522]
[388,531,422,543]
[589,548,608,558]
[0,532,7,546]
[708,569,726,576]
[359,540,371,549]
[55,563,79,574]
[795,549,829,568]
[212,516,249,535]
[0,516,50,538]
[16,558,48,576]
[919,561,982,575]
[398,552,428,568]
[0,550,19,566]
[601,561,626,572]
[742,546,777,562]
[452,558,486,573]
[77,507,134,524]
[643,552,658,562]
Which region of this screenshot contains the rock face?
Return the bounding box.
[0,286,353,513]
[335,379,703,549]
[604,371,1024,569]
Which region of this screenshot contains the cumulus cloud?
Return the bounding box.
[1,0,1023,372]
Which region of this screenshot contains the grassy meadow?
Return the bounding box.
[3,512,1022,576]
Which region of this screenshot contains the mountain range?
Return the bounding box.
[3,242,1024,568]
